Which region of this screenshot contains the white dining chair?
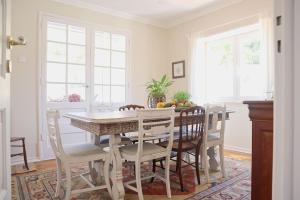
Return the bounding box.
[202,105,227,183]
[119,108,175,200]
[46,110,111,200]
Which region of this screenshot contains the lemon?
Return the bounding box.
[156,102,165,108]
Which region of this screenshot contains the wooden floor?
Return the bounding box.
[12,150,251,200]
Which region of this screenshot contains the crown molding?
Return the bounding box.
[165,0,244,28]
[52,0,167,28]
[52,0,244,29]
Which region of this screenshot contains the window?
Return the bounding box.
[44,18,128,107]
[93,32,126,105]
[46,22,86,102]
[200,24,266,102]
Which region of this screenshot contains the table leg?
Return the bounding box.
[207,147,219,171]
[109,134,125,200]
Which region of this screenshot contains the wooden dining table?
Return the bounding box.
[64,110,232,200]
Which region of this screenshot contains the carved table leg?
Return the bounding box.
[207,147,219,171]
[109,134,125,200]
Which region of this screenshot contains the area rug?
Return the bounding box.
[12,157,250,200]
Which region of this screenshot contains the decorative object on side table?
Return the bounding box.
[172,60,185,79]
[146,74,173,108]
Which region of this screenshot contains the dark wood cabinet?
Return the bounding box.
[244,101,273,200]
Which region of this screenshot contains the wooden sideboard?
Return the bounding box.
[244,101,273,200]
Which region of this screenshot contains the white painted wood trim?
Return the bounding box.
[0,190,7,200]
[273,0,296,199]
[293,1,300,199]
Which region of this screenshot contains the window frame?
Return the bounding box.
[201,24,264,102]
[39,13,131,109]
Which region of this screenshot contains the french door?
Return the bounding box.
[40,15,128,159]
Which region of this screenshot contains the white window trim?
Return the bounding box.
[200,23,265,103]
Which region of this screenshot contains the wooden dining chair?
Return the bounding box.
[119,108,175,200]
[46,110,111,200]
[202,105,226,183]
[119,104,145,141]
[10,137,29,170]
[155,106,205,192]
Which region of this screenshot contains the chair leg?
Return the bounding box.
[104,154,112,197]
[177,153,184,192]
[151,159,156,183]
[22,139,29,170]
[55,158,62,198]
[203,147,210,183]
[135,162,144,200]
[195,148,201,185]
[165,156,172,198]
[219,144,226,178]
[64,164,72,200]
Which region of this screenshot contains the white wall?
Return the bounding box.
[10,0,168,162]
[166,0,273,153]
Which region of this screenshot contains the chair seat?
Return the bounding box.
[64,143,107,161]
[120,142,167,161]
[206,133,222,147]
[158,139,196,151]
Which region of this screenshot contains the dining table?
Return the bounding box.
[64,109,232,200]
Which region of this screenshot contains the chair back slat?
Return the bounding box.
[119,104,145,111]
[178,106,205,148]
[136,108,175,159]
[204,105,226,142]
[46,110,65,158]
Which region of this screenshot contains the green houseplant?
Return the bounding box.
[146,74,173,108]
[173,90,191,103]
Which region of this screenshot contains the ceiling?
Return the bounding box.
[54,0,243,28]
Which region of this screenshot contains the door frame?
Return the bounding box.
[273,0,299,199]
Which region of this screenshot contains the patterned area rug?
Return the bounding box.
[12,157,250,200]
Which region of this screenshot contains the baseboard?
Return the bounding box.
[11,156,40,166]
[224,145,251,154]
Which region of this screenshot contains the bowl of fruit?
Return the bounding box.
[156,91,196,112]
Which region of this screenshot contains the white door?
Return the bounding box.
[39,15,129,159]
[0,0,11,199]
[40,16,91,160]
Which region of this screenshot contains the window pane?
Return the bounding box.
[47,83,66,102]
[68,64,85,83]
[111,51,125,68]
[239,31,264,97]
[47,42,66,62]
[95,32,110,49]
[47,62,66,83]
[239,31,261,65]
[206,38,234,99]
[95,49,110,66]
[94,85,110,103]
[68,25,85,45]
[94,67,110,85]
[111,86,125,103]
[111,68,125,85]
[111,34,126,51]
[68,84,85,101]
[47,22,66,42]
[68,45,85,64]
[239,66,265,97]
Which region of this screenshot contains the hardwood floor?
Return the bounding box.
[12,150,251,200]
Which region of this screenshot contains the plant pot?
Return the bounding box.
[147,95,166,108]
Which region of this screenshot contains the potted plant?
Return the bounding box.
[173,90,191,104]
[146,74,173,108]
